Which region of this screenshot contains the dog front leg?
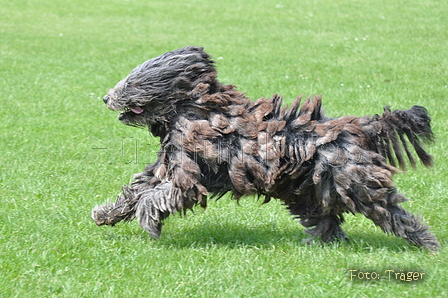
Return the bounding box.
[91,185,139,227]
[135,181,181,239]
[92,180,179,239]
[91,169,159,228]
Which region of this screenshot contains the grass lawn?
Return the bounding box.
[1,0,447,297]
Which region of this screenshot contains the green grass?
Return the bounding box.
[1,0,447,297]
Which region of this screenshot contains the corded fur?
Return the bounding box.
[92,46,439,251]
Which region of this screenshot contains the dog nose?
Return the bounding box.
[103,95,109,104]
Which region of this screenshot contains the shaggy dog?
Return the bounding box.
[92,46,439,251]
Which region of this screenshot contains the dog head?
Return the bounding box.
[103,46,217,128]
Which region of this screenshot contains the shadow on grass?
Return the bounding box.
[95,218,426,253]
[154,223,419,253]
[160,224,305,249]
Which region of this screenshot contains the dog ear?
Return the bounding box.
[172,77,192,90]
[189,82,210,99]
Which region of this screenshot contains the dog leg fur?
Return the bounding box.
[91,185,138,227]
[366,204,440,251]
[135,182,181,239]
[301,214,349,244]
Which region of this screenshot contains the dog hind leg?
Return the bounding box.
[364,202,440,251]
[336,176,440,251]
[287,199,348,244]
[323,145,439,251]
[301,214,349,244]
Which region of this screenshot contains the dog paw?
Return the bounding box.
[302,237,317,245]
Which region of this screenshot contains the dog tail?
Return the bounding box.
[375,105,434,169]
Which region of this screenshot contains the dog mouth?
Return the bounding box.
[128,107,144,114]
[115,106,145,115]
[103,95,144,114]
[117,107,147,127]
